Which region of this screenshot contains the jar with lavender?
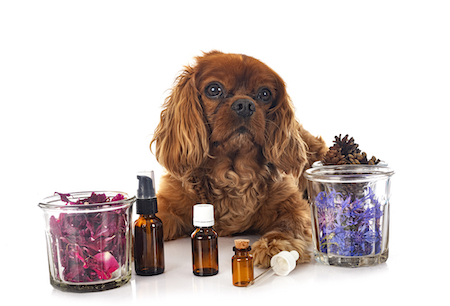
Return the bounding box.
[304,165,394,267]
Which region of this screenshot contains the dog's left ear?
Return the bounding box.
[263,79,308,181]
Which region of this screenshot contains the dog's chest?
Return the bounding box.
[206,167,270,232]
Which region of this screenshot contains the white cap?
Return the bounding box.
[270,250,299,276]
[193,204,214,227]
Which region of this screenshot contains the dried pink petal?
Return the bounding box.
[94,252,120,275]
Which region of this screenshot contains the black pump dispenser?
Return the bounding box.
[136,171,157,215]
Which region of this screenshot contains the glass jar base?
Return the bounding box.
[50,272,131,292]
[314,249,388,268]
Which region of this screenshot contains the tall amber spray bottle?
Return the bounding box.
[134,171,164,276]
[191,204,219,276]
[232,239,254,287]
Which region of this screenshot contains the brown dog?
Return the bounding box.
[151,51,327,267]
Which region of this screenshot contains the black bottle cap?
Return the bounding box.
[136,198,158,215]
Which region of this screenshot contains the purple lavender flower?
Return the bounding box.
[315,187,384,256]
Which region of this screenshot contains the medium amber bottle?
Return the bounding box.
[191,204,219,276]
[134,172,164,276]
[232,239,254,287]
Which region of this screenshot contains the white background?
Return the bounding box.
[1,0,449,305]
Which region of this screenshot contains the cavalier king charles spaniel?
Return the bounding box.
[151,51,327,267]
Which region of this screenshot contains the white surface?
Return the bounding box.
[1,1,449,305]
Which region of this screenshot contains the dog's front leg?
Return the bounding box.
[155,174,196,241]
[251,186,312,268]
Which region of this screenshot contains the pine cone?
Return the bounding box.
[368,156,380,165]
[334,134,360,155]
[322,148,346,165]
[322,134,381,166]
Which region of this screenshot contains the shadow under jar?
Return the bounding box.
[304,165,394,268]
[38,191,135,292]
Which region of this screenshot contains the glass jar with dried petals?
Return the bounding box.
[38,191,135,292]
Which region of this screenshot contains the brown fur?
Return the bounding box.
[151,51,327,267]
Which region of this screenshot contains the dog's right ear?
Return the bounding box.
[151,66,209,181]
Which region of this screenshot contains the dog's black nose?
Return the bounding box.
[231,99,255,118]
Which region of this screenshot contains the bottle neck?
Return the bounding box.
[139,213,156,218]
[233,247,251,255]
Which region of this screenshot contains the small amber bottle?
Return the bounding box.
[232,239,254,287]
[191,204,219,276]
[134,172,164,276]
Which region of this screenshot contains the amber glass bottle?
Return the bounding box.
[232,239,254,287]
[134,212,164,275]
[191,204,218,276]
[134,172,164,276]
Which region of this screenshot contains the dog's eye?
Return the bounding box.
[205,82,224,99]
[257,88,272,103]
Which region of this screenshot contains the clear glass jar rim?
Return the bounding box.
[304,165,394,183]
[38,191,136,211]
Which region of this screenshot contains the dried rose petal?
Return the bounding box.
[111,193,125,202]
[94,252,120,276]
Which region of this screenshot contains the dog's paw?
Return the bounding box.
[251,231,311,268]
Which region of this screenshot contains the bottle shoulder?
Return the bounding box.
[134,215,163,228]
[232,252,253,259]
[191,227,218,239]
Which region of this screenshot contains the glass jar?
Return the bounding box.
[304,165,394,267]
[38,191,135,292]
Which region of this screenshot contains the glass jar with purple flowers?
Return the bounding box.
[38,191,135,292]
[304,165,394,267]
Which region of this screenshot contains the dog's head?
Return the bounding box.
[152,51,307,181]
